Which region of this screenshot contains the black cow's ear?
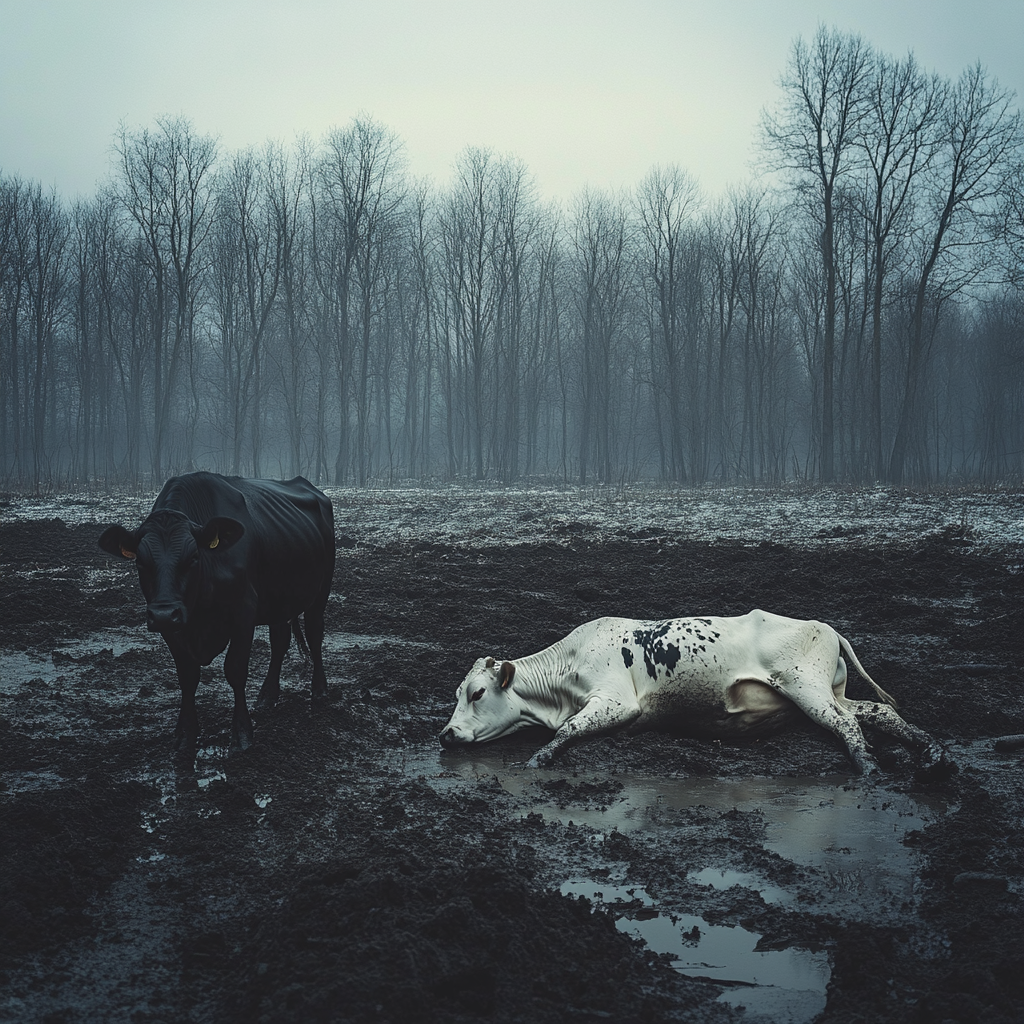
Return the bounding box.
[194,517,245,552]
[499,661,516,689]
[99,525,139,560]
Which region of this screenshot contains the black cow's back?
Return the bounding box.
[234,476,335,625]
[151,472,335,626]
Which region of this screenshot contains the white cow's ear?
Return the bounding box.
[499,661,516,689]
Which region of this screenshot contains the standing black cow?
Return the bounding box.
[99,472,336,752]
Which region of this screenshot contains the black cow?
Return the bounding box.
[99,472,336,752]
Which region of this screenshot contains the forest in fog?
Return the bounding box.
[2,27,1024,490]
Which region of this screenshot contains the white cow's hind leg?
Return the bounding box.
[845,700,948,771]
[762,666,879,774]
[796,700,879,775]
[845,701,932,746]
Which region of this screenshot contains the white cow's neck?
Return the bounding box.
[508,637,580,732]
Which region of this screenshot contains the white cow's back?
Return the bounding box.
[571,611,839,737]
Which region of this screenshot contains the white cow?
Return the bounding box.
[439,610,945,773]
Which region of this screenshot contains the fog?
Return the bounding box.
[1,28,1023,490]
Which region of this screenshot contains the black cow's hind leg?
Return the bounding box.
[224,633,255,751]
[305,603,328,701]
[256,621,290,710]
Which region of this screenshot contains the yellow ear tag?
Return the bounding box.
[120,546,136,560]
[208,534,220,550]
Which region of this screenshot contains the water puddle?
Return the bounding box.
[688,867,793,906]
[58,628,163,659]
[194,746,229,790]
[0,649,56,691]
[2,627,421,696]
[1,769,67,793]
[321,632,436,654]
[197,771,227,790]
[562,881,828,1023]
[405,744,942,906]
[0,629,162,692]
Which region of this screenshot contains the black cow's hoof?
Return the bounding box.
[173,733,198,754]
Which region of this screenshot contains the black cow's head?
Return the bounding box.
[99,511,244,634]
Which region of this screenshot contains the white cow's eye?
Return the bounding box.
[469,687,486,703]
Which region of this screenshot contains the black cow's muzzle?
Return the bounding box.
[147,604,186,633]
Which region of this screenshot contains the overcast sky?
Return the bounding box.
[2,0,1022,203]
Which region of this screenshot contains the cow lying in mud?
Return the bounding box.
[99,472,335,752]
[440,611,946,774]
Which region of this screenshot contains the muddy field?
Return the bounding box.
[1,487,1022,1023]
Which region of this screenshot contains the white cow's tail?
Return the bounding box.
[291,617,311,663]
[837,632,896,707]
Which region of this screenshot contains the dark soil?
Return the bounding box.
[1,510,1022,1023]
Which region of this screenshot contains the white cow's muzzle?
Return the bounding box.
[439,724,468,748]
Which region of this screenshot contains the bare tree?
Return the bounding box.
[404,180,438,478]
[439,147,502,479]
[729,187,792,481]
[16,183,70,489]
[266,139,313,479]
[0,175,26,481]
[636,166,703,481]
[318,116,406,483]
[763,26,872,481]
[570,187,631,485]
[858,52,943,477]
[491,156,538,483]
[888,64,1021,482]
[114,116,217,479]
[211,146,286,475]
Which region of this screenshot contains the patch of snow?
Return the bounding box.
[4,484,1021,549]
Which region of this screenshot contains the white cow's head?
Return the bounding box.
[439,657,519,748]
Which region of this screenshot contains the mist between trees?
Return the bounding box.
[2,27,1024,492]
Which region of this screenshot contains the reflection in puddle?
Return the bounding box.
[194,746,228,791]
[405,743,947,915]
[562,881,829,1023]
[688,867,793,906]
[197,771,226,790]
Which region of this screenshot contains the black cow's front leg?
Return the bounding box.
[169,646,201,752]
[224,631,256,751]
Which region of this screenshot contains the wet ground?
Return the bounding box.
[1,487,1022,1023]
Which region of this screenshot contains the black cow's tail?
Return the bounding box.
[291,618,311,663]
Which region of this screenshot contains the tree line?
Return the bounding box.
[2,27,1023,491]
